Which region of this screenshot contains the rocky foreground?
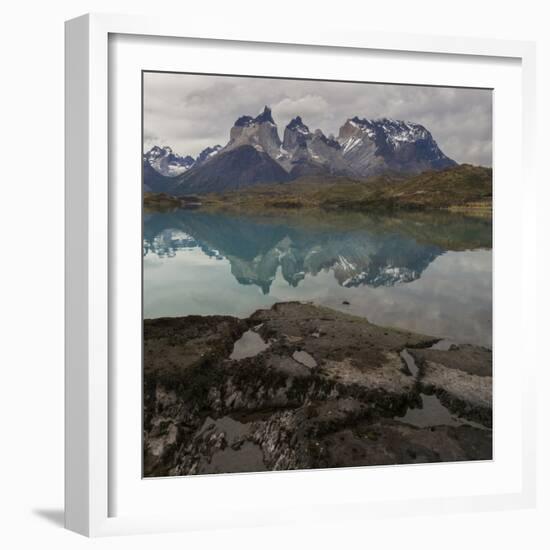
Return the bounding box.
[144,302,492,477]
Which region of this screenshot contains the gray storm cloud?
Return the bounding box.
[143,72,492,166]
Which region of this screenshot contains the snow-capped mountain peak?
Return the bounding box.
[144,145,195,177]
[147,145,171,157]
[337,116,455,176]
[345,116,431,143]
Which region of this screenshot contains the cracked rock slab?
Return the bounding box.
[410,345,492,427]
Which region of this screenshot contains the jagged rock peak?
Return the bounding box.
[286,116,309,133]
[255,105,275,124]
[235,106,275,127]
[146,145,177,158]
[145,144,194,161]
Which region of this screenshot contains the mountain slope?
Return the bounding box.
[172,144,291,194]
[354,164,491,210]
[143,159,174,193]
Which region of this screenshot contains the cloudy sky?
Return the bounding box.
[143,72,492,166]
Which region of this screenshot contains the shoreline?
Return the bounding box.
[144,302,492,477]
[144,192,493,217]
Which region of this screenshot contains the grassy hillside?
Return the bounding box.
[341,164,492,211]
[144,164,492,216]
[197,164,492,214]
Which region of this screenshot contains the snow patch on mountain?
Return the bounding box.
[195,145,222,165]
[144,145,194,177]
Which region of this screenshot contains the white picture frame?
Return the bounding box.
[65,13,537,537]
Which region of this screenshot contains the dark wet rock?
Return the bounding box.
[143,302,492,477]
[268,354,312,378]
[143,314,247,382]
[319,419,492,468]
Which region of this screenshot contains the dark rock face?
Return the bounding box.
[283,116,310,151]
[234,115,254,127]
[253,105,276,125]
[286,115,306,131]
[235,106,275,127]
[173,145,291,194]
[143,302,492,477]
[226,106,282,161]
[283,118,349,177]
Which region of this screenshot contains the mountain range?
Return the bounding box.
[143,106,456,195]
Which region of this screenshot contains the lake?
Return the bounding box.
[143,208,492,348]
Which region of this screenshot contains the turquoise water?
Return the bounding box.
[143,209,492,347]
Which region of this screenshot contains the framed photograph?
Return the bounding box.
[65,13,537,536]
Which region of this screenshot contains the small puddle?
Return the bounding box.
[398,348,486,430]
[207,442,266,474]
[199,415,266,474]
[230,330,270,360]
[200,416,250,443]
[399,393,463,428]
[292,350,317,368]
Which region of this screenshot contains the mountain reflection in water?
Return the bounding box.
[143,209,492,347]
